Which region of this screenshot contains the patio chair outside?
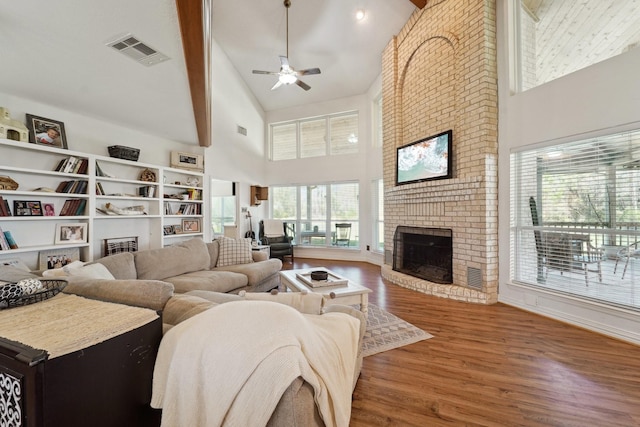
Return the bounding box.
[614,241,640,279]
[335,223,351,247]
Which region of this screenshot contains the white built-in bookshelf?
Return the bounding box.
[0,138,205,270]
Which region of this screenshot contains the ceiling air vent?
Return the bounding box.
[106,34,169,67]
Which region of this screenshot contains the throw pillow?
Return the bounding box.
[66,263,116,280]
[0,265,39,283]
[239,290,325,315]
[216,237,253,267]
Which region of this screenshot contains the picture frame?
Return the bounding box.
[13,200,43,216]
[44,203,55,216]
[173,224,183,234]
[163,225,175,235]
[181,218,201,233]
[54,222,87,244]
[38,247,80,270]
[170,151,204,172]
[25,114,68,149]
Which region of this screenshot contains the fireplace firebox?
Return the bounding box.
[393,226,452,284]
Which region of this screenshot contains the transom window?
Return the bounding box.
[516,1,640,92]
[270,112,358,161]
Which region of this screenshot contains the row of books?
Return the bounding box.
[60,198,87,216]
[0,196,12,216]
[56,180,88,194]
[0,226,18,250]
[164,202,201,215]
[54,156,89,175]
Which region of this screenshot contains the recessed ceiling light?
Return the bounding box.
[355,9,365,21]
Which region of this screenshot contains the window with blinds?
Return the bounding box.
[270,111,358,160]
[511,128,640,310]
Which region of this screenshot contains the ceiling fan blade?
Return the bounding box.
[296,79,311,91]
[271,80,284,90]
[252,70,279,75]
[279,56,290,69]
[297,68,321,76]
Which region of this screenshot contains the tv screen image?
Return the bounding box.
[396,130,452,185]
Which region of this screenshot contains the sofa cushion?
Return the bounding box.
[95,252,137,280]
[206,240,221,270]
[163,294,218,327]
[216,258,282,287]
[135,238,210,281]
[163,270,248,294]
[63,278,174,311]
[217,237,253,267]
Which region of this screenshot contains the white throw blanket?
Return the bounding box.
[151,300,360,427]
[263,219,284,237]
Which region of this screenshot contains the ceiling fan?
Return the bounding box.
[252,0,321,91]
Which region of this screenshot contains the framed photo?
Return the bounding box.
[181,218,201,233]
[173,224,183,234]
[25,114,68,149]
[44,203,55,216]
[55,222,87,244]
[163,225,175,235]
[13,200,43,216]
[170,151,204,172]
[39,247,80,270]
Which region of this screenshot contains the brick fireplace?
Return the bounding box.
[380,1,498,304]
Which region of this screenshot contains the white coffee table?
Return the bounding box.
[279,268,372,317]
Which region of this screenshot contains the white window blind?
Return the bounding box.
[271,123,297,161]
[300,119,326,158]
[330,113,358,155]
[511,128,640,310]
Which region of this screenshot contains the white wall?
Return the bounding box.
[496,0,640,344]
[0,92,200,163]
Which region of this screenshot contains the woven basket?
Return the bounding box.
[0,176,18,190]
[0,279,67,309]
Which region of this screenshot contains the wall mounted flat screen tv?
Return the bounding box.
[396,130,452,185]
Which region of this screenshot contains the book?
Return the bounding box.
[75,199,87,216]
[0,197,8,216]
[0,227,9,250]
[3,231,18,249]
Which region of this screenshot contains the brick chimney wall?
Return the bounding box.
[381,1,499,304]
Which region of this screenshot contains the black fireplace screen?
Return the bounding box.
[393,226,453,284]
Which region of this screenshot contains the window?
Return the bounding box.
[511,128,640,310]
[271,123,297,161]
[271,182,359,248]
[270,112,358,160]
[211,195,236,237]
[300,119,325,158]
[516,1,640,92]
[372,179,384,252]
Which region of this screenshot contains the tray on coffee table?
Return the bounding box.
[295,270,349,288]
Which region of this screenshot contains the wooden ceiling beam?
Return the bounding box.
[175,0,211,147]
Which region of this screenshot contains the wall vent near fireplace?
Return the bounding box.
[385,250,393,264]
[467,267,482,290]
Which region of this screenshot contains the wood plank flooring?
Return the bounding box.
[283,258,640,427]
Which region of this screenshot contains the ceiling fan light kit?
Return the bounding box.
[252,0,321,91]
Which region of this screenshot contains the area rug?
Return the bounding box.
[362,304,433,357]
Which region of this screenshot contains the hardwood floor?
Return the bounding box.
[283,258,640,426]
